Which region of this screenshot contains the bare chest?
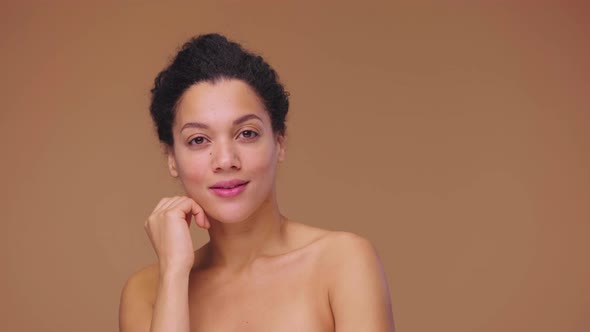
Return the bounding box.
[186,251,334,332]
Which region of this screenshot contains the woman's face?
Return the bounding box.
[167,78,285,223]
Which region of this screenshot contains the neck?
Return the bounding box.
[202,192,288,274]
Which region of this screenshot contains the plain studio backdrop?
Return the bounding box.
[0,2,588,332]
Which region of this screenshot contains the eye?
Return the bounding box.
[239,130,259,140]
[188,136,209,145]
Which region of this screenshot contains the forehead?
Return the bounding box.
[174,78,268,128]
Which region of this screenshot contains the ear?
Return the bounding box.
[166,145,179,178]
[277,134,286,163]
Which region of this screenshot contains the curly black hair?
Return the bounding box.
[149,33,290,147]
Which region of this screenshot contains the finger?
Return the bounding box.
[159,196,184,212]
[203,213,211,229]
[195,210,207,229]
[152,197,170,214]
[168,196,192,213]
[184,197,208,229]
[153,197,177,214]
[185,212,192,227]
[170,196,209,229]
[169,197,203,228]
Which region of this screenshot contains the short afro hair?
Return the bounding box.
[149,33,290,147]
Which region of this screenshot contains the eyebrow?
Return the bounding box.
[180,113,263,132]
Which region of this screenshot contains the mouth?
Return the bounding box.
[209,181,250,198]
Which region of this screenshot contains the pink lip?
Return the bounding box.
[210,179,248,188]
[209,181,249,198]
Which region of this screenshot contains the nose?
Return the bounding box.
[211,138,241,172]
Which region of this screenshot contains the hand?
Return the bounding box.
[144,196,210,274]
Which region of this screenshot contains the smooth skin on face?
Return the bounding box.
[168,78,285,228]
[119,78,395,332]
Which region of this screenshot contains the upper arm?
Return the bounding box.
[119,266,156,332]
[327,233,395,332]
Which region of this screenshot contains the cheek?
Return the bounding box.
[177,155,209,185]
[183,168,208,184]
[249,143,279,175]
[176,142,278,186]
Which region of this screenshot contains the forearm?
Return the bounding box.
[150,270,191,332]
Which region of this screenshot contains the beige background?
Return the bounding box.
[1,1,588,331]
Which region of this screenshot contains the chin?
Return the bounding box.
[201,196,262,224]
[186,182,274,224]
[201,199,261,224]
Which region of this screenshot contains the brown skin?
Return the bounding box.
[119,79,395,332]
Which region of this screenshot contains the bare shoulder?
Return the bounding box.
[285,221,379,273]
[119,242,210,310]
[118,263,159,331]
[317,231,395,331]
[323,230,374,247]
[318,230,378,262]
[122,263,159,301]
[316,231,389,299]
[285,220,334,248]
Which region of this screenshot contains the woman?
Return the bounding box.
[119,33,395,332]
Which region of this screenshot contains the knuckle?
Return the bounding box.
[163,209,177,218]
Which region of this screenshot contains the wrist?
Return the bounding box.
[158,264,192,279]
